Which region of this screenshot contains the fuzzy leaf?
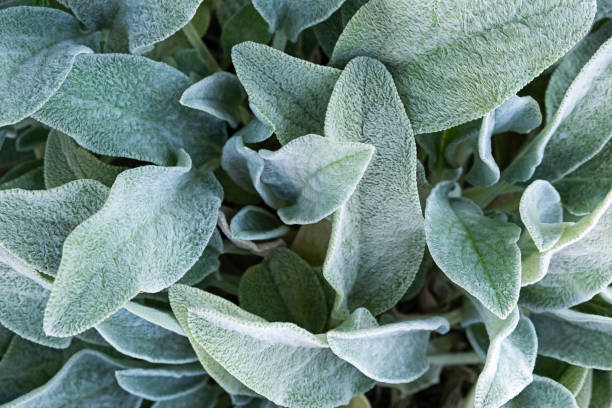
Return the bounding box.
[230,206,289,241]
[323,57,425,317]
[43,152,222,337]
[232,42,341,144]
[33,54,226,166]
[501,375,579,408]
[221,4,271,58]
[314,0,368,57]
[519,180,564,252]
[115,364,206,401]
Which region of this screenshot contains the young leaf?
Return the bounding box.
[44,152,222,337]
[327,308,449,383]
[115,364,206,401]
[425,182,522,318]
[531,310,612,369]
[0,6,96,126]
[259,134,374,224]
[221,4,271,59]
[519,180,564,252]
[252,0,345,42]
[232,42,341,144]
[33,54,227,166]
[314,0,369,57]
[330,0,595,134]
[234,116,274,144]
[501,375,579,408]
[151,383,219,408]
[323,57,425,317]
[230,206,289,241]
[238,248,329,333]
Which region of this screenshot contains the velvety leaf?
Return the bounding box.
[252,0,345,41]
[179,229,223,286]
[501,375,579,408]
[43,152,223,337]
[44,131,126,188]
[330,0,594,134]
[33,54,227,166]
[187,301,375,408]
[221,135,266,195]
[115,364,206,401]
[151,383,219,408]
[230,206,289,241]
[323,57,425,317]
[290,220,332,267]
[0,166,44,191]
[232,42,341,144]
[314,0,368,57]
[217,209,285,257]
[327,308,449,383]
[531,310,612,369]
[221,4,272,58]
[259,133,374,224]
[238,248,328,333]
[519,180,564,252]
[234,116,274,144]
[425,182,522,318]
[0,6,95,126]
[180,72,246,128]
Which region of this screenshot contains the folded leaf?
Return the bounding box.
[151,383,219,408]
[234,116,274,144]
[330,0,594,134]
[259,134,374,224]
[323,57,425,317]
[0,6,95,126]
[425,182,521,318]
[115,364,206,401]
[230,206,289,241]
[531,310,612,369]
[44,152,222,337]
[238,248,329,333]
[232,42,341,144]
[501,375,579,408]
[33,54,226,166]
[519,180,564,252]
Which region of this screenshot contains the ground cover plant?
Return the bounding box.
[0,0,610,407]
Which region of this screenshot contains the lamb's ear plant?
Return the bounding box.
[0,1,610,407]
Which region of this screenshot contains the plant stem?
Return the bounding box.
[272,31,287,51]
[463,182,522,209]
[428,352,482,366]
[182,22,220,73]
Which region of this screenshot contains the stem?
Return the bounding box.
[441,308,464,326]
[272,31,287,51]
[428,352,482,366]
[463,182,522,209]
[182,22,219,73]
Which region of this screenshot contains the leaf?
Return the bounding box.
[0,6,96,126]
[589,370,612,408]
[186,299,375,408]
[96,308,196,364]
[217,209,285,257]
[221,4,271,59]
[58,0,206,53]
[44,130,127,189]
[0,166,44,191]
[2,350,141,408]
[519,180,564,252]
[238,248,329,333]
[15,127,47,152]
[425,181,521,318]
[327,308,449,383]
[115,364,206,401]
[0,179,108,277]
[151,383,219,408]
[504,37,612,183]
[313,0,368,57]
[232,42,341,144]
[531,310,612,369]
[169,284,257,397]
[330,0,594,134]
[252,0,345,42]
[180,72,246,128]
[221,135,266,195]
[179,229,223,286]
[33,54,227,167]
[235,116,274,144]
[501,375,579,408]
[230,206,289,241]
[43,152,223,337]
[323,57,425,317]
[520,191,612,310]
[259,134,374,224]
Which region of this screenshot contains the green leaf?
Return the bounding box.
[115,364,206,401]
[504,37,612,183]
[519,180,564,252]
[531,310,612,369]
[44,130,127,189]
[259,134,374,225]
[252,0,345,42]
[221,4,272,59]
[0,6,96,127]
[425,181,522,318]
[230,206,289,241]
[151,383,219,408]
[217,209,285,257]
[0,180,108,277]
[186,298,375,408]
[0,166,44,191]
[179,229,223,286]
[2,350,141,408]
[232,42,341,145]
[180,72,246,128]
[15,127,47,152]
[327,308,448,383]
[330,0,594,134]
[43,152,222,337]
[589,370,612,408]
[238,248,329,333]
[313,0,368,57]
[33,54,227,167]
[96,308,196,364]
[501,375,579,408]
[221,135,265,195]
[235,116,274,144]
[323,57,425,317]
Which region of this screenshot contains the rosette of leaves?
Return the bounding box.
[0,1,611,407]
